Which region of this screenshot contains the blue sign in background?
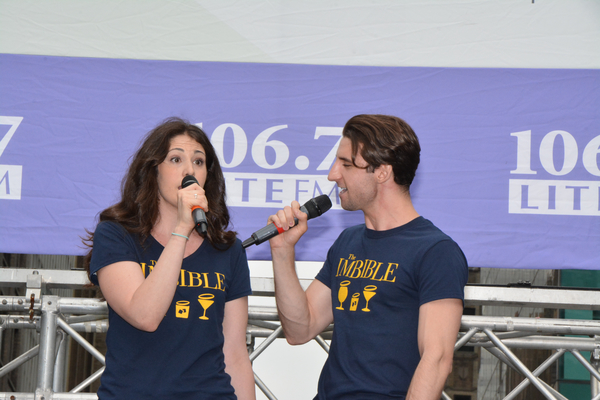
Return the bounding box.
[0,54,598,268]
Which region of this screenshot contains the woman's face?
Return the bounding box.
[157,134,208,210]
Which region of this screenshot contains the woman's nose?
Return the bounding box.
[183,160,195,179]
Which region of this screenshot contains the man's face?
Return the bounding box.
[327,137,377,212]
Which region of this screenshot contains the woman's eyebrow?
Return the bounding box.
[167,147,205,156]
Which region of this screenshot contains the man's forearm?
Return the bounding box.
[271,246,314,344]
[406,354,453,400]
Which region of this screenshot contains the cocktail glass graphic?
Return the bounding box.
[197,293,215,320]
[175,300,190,319]
[336,281,351,310]
[362,285,377,312]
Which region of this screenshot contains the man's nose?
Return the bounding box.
[327,162,339,182]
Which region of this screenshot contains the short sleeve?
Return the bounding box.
[225,240,252,301]
[89,221,139,286]
[417,239,468,306]
[315,244,336,289]
[315,226,358,289]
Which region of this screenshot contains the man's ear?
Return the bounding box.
[376,164,393,183]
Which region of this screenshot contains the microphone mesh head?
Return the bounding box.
[303,195,333,219]
[181,175,198,188]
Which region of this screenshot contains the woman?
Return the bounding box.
[84,117,255,400]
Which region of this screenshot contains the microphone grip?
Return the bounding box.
[192,206,208,234]
[242,206,308,248]
[243,224,282,248]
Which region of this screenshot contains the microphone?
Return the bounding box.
[242,195,332,248]
[181,175,208,235]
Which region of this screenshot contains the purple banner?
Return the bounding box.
[0,54,598,268]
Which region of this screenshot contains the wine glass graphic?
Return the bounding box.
[362,285,377,312]
[198,293,215,320]
[336,281,351,310]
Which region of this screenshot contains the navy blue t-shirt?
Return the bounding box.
[314,217,468,399]
[89,221,252,400]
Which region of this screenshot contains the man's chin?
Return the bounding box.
[340,202,356,212]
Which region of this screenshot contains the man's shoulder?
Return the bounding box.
[412,217,456,243]
[336,224,366,239]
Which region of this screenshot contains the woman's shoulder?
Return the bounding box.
[93,221,140,247]
[95,220,127,236]
[206,235,243,252]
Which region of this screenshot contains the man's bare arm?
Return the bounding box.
[268,201,334,345]
[406,298,463,400]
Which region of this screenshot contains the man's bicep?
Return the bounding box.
[417,298,463,356]
[305,279,334,338]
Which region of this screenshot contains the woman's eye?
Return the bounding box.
[170,156,181,163]
[194,159,205,166]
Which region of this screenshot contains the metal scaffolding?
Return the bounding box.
[1,268,600,400]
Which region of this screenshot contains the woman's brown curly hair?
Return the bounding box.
[82,117,236,275]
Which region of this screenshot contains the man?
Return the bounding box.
[268,114,468,400]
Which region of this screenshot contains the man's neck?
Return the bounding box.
[363,187,419,231]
